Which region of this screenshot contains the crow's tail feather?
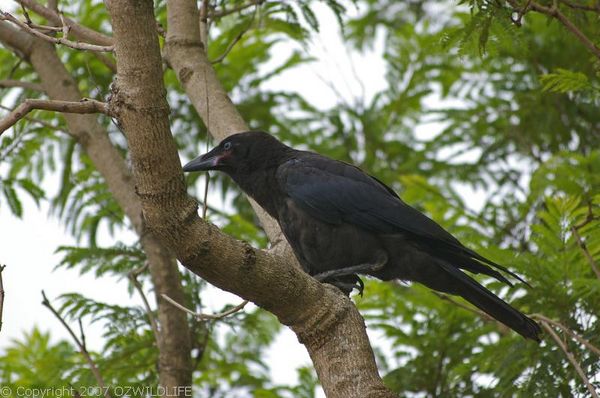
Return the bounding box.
[420,261,541,341]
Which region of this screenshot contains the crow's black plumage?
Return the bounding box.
[183,131,541,341]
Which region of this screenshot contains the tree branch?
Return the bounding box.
[559,0,600,13]
[506,0,600,60]
[129,262,161,346]
[41,291,111,398]
[0,79,43,91]
[17,0,114,46]
[0,265,5,332]
[161,293,249,320]
[210,13,254,64]
[0,98,111,134]
[0,10,114,52]
[210,0,265,19]
[531,314,600,357]
[539,321,598,398]
[571,226,600,280]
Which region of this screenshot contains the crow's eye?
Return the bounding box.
[223,142,232,150]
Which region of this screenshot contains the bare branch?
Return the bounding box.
[0,98,111,134]
[506,0,600,60]
[540,321,599,398]
[128,262,161,345]
[531,314,600,357]
[559,0,600,12]
[210,24,251,64]
[161,294,249,321]
[78,318,87,351]
[41,291,112,398]
[571,227,600,280]
[0,265,5,332]
[0,11,114,52]
[210,5,257,64]
[17,0,113,46]
[210,0,264,18]
[0,79,43,91]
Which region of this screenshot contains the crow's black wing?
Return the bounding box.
[277,153,526,285]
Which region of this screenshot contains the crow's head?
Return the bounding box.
[183,131,289,176]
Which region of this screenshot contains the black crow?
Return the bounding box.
[183,131,541,341]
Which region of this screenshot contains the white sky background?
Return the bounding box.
[0,0,396,392]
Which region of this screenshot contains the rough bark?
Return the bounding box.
[105,1,395,396]
[0,21,192,395]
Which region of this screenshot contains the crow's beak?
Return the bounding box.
[183,150,220,172]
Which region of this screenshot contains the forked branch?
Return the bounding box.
[0,10,114,52]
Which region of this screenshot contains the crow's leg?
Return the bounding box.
[313,252,388,282]
[327,276,365,296]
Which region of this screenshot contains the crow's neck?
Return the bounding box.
[230,166,284,218]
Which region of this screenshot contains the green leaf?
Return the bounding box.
[540,68,590,93]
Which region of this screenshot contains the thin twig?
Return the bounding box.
[571,227,600,280]
[531,314,600,357]
[161,294,249,320]
[20,1,32,24]
[209,0,265,18]
[59,12,70,40]
[41,291,111,398]
[0,265,6,332]
[21,22,62,33]
[17,0,113,46]
[507,0,600,60]
[0,79,43,91]
[78,318,87,351]
[540,321,599,398]
[210,22,253,64]
[559,0,600,12]
[128,262,161,345]
[0,11,114,52]
[0,98,111,134]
